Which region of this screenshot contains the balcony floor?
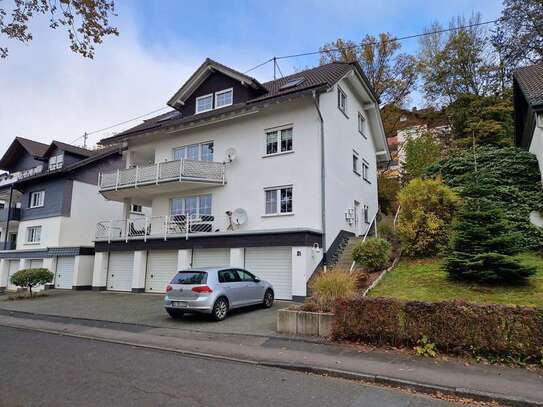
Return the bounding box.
[100,178,226,203]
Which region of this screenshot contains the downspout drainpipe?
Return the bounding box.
[312,90,327,271]
[3,185,13,251]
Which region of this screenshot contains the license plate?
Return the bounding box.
[171,301,187,308]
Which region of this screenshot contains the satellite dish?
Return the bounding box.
[225,148,237,163]
[232,208,248,225]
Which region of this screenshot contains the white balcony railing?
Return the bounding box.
[95,214,238,242]
[98,159,226,191]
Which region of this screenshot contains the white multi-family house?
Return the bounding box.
[0,138,124,292]
[93,58,390,300]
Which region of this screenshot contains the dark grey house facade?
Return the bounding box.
[0,137,124,292]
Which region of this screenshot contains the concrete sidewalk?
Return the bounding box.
[0,310,541,406]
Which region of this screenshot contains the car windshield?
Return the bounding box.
[170,271,207,285]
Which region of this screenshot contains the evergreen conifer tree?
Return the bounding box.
[444,182,536,283]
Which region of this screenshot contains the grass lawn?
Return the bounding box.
[369,252,543,307]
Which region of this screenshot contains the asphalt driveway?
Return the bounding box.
[0,290,289,336]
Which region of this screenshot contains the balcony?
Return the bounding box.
[0,207,21,222]
[98,159,226,195]
[95,214,237,242]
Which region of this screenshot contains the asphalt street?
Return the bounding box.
[0,326,458,407]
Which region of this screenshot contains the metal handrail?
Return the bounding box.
[95,214,229,242]
[98,159,226,190]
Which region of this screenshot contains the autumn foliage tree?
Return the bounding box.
[0,0,118,59]
[396,178,461,257]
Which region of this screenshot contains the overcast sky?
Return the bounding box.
[0,0,502,152]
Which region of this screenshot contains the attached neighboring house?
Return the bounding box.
[513,63,543,227]
[92,58,389,300]
[0,138,124,291]
[513,63,543,183]
[379,106,451,178]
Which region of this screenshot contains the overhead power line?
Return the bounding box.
[78,16,501,142]
[275,17,501,60]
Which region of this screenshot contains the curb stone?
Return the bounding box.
[1,320,541,407]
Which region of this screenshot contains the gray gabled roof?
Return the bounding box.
[100,61,372,144]
[513,63,543,108]
[43,140,96,158]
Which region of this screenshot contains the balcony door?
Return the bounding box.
[173,142,214,162]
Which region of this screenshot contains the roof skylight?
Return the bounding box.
[279,77,305,90]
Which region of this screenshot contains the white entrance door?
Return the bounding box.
[30,259,43,269]
[192,248,230,268]
[245,247,292,300]
[145,251,178,293]
[7,260,19,290]
[354,201,362,236]
[107,252,134,291]
[55,257,75,289]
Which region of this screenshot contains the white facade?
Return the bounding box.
[93,62,389,299]
[530,114,543,183]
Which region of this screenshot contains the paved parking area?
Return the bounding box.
[0,290,290,337]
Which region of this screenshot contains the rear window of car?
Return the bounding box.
[170,271,207,285]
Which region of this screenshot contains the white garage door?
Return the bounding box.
[192,248,230,268]
[7,260,19,290]
[55,257,75,289]
[145,251,178,293]
[30,259,43,269]
[107,252,134,292]
[245,247,292,300]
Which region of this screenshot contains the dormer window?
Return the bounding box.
[48,152,64,170]
[195,88,233,114]
[196,94,213,114]
[215,88,233,108]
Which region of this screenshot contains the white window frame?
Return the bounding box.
[173,141,214,161]
[338,86,347,115]
[26,226,41,244]
[362,159,370,182]
[131,204,143,214]
[363,205,370,224]
[48,152,64,171]
[215,88,233,109]
[170,194,212,217]
[358,112,367,138]
[352,150,360,175]
[263,185,293,216]
[195,93,214,114]
[29,191,45,208]
[264,125,294,157]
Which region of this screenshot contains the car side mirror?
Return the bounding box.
[254,278,261,283]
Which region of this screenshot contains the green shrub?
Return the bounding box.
[10,268,53,297]
[333,296,543,362]
[378,175,400,215]
[396,178,461,257]
[309,269,358,312]
[352,238,392,272]
[427,146,543,249]
[377,220,396,241]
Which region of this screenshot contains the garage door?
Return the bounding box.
[145,251,177,293]
[55,257,75,289]
[245,247,292,300]
[107,252,134,291]
[192,248,230,268]
[7,260,19,290]
[30,259,43,269]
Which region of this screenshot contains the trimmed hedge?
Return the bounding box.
[333,296,543,360]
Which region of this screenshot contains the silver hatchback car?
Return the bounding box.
[164,267,275,321]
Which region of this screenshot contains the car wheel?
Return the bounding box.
[166,309,184,319]
[263,289,274,308]
[212,297,229,321]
